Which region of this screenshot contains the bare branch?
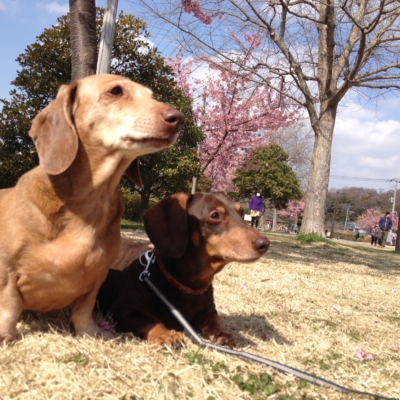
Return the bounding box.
[277,0,322,24]
[352,82,400,89]
[354,62,400,81]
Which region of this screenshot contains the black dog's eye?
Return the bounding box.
[210,212,220,219]
[110,86,123,96]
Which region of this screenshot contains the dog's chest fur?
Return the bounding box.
[3,170,123,312]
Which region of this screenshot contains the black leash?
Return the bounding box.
[139,252,396,399]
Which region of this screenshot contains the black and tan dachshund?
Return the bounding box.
[97,192,270,348]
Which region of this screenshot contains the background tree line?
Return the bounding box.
[326,186,398,230]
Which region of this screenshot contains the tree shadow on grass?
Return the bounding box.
[219,313,291,348]
[18,308,72,338]
[18,309,289,352]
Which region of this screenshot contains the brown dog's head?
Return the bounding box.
[143,192,269,264]
[29,74,185,187]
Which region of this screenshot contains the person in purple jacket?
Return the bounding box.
[249,191,264,229]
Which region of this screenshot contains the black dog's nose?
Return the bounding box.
[253,237,270,254]
[162,109,185,127]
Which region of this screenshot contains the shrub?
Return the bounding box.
[120,187,142,221]
[297,233,333,244]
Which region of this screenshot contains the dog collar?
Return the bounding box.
[154,250,210,296]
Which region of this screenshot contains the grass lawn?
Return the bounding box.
[1,229,399,399]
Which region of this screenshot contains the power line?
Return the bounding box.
[330,175,399,182]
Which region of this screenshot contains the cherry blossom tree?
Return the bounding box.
[357,208,398,231]
[167,44,298,190]
[278,200,306,219]
[140,0,400,234]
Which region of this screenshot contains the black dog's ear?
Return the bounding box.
[143,193,190,258]
[125,158,142,188]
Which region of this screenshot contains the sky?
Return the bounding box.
[1,0,400,198]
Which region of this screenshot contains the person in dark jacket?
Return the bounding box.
[378,211,393,248]
[249,191,264,229]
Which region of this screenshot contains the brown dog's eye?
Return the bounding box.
[210,212,220,219]
[110,86,123,96]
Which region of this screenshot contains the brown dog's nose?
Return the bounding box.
[253,237,270,254]
[162,109,185,128]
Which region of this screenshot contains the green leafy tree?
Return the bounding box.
[0,9,203,213]
[232,144,302,210]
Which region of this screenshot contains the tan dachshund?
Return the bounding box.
[0,74,184,344]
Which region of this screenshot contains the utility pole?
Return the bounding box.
[191,143,201,194]
[97,0,119,74]
[389,178,399,215]
[389,178,400,252]
[330,191,344,238]
[344,207,354,231]
[330,191,339,238]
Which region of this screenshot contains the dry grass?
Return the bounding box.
[1,230,399,400]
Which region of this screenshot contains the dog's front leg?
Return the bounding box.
[0,273,23,344]
[201,310,236,348]
[144,321,185,349]
[71,281,114,339]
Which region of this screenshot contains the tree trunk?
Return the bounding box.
[271,208,277,231]
[70,0,97,81]
[301,107,337,235]
[140,192,150,217]
[395,229,400,252]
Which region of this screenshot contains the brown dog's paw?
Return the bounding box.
[148,330,185,350]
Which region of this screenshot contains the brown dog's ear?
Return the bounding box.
[143,193,190,258]
[125,158,142,188]
[29,82,79,175]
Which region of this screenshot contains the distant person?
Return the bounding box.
[354,231,360,242]
[378,211,393,248]
[249,191,263,229]
[370,225,379,246]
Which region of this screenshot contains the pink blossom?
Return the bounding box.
[356,208,398,230]
[355,347,374,360]
[95,320,116,332]
[166,47,299,191]
[181,0,213,24]
[278,200,306,218]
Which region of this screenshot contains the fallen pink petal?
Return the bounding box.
[355,347,374,360]
[240,284,248,290]
[95,320,116,331]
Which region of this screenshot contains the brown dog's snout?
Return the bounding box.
[162,109,185,128]
[253,237,270,254]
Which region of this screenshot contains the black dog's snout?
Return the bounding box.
[253,237,270,254]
